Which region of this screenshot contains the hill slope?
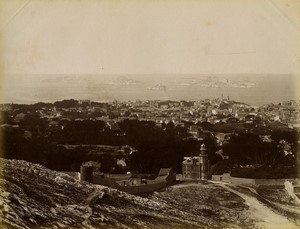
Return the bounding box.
[0,158,298,228]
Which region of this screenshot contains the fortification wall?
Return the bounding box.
[92,172,170,194]
[78,166,175,194]
[93,173,119,188]
[104,173,132,181]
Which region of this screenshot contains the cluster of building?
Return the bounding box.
[76,143,209,194]
[1,99,299,155]
[1,98,299,133]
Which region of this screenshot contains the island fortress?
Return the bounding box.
[182,144,210,180]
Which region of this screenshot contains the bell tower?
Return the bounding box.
[199,144,209,180]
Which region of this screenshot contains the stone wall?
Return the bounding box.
[211,173,231,183]
[212,173,297,186]
[92,173,171,195]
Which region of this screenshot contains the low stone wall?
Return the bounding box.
[230,176,297,186]
[212,173,297,186]
[254,178,294,186]
[211,173,231,183]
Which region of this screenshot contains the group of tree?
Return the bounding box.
[1,112,299,177]
[223,130,298,167]
[1,117,221,173]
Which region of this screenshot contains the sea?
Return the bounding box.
[2,74,299,106]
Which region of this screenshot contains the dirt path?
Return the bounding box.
[238,184,300,215]
[217,183,298,229]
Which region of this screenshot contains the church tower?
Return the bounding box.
[199,144,209,180]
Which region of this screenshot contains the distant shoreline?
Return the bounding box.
[1,74,297,106]
[1,97,298,108]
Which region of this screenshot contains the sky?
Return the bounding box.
[0,0,299,103]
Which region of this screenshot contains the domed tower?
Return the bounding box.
[199,144,209,180]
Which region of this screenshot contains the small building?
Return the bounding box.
[159,104,169,109]
[188,125,199,138]
[182,144,209,180]
[14,113,26,123]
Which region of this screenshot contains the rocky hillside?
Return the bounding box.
[0,158,299,228]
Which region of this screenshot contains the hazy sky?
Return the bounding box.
[0,0,299,103]
[1,0,299,75]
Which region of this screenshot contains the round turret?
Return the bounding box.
[200,143,207,155]
[199,143,209,180]
[80,165,93,183]
[200,143,206,150]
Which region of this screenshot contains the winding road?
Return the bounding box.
[217,183,299,229]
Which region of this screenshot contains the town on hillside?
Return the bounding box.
[1,98,299,188]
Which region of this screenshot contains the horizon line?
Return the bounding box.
[2,98,299,107]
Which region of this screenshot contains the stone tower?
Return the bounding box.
[199,144,209,180]
[80,164,93,183]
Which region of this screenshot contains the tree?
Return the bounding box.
[223,132,295,166]
[54,99,78,108]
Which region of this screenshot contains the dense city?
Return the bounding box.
[1,98,299,179]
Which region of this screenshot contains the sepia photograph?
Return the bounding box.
[0,0,300,228]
